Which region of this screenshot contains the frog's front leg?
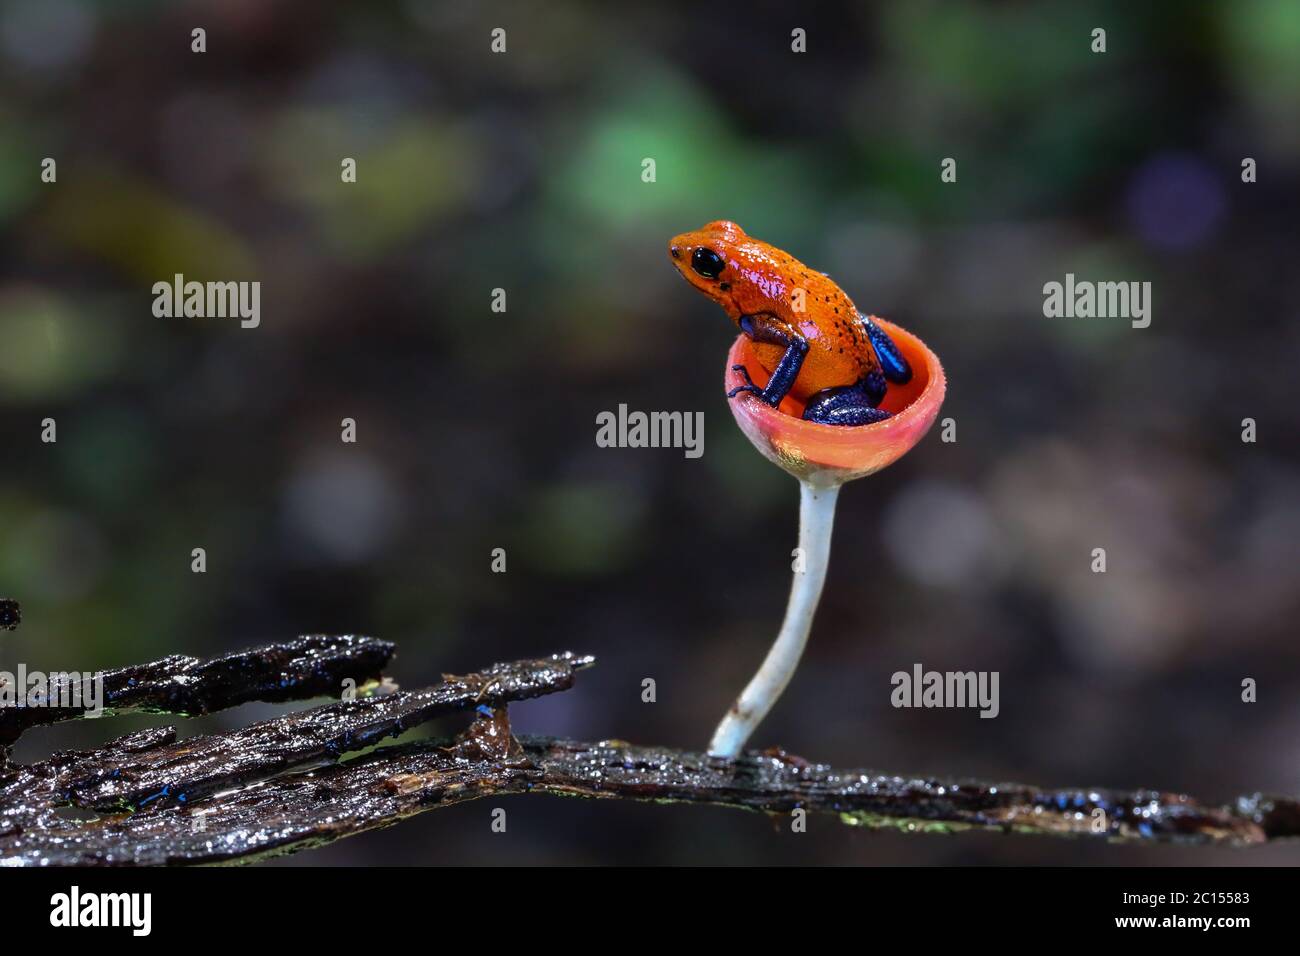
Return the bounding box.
[728,313,808,407]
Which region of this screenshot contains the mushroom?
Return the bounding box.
[708,319,946,758]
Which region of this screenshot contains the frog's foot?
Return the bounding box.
[802,378,891,426]
[727,364,766,401]
[728,361,774,403]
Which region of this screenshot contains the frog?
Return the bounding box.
[669,220,912,425]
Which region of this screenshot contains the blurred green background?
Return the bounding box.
[2,0,1299,865]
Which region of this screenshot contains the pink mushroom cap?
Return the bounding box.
[724,317,946,486]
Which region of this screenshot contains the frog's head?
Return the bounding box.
[669,220,751,320]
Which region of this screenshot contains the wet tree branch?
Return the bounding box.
[0,633,396,748]
[0,640,1295,865]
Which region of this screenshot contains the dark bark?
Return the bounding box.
[55,652,592,812]
[1,633,396,748]
[0,640,1294,866]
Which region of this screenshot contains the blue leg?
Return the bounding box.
[861,370,887,405]
[802,378,891,426]
[862,314,912,384]
[728,314,809,407]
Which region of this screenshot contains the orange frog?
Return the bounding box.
[669,220,912,425]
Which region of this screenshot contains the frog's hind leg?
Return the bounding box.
[802,375,891,426]
[861,313,912,384]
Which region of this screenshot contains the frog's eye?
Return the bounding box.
[691,247,726,280]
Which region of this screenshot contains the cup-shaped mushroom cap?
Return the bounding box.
[724,317,945,486]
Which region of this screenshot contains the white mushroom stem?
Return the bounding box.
[708,479,840,758]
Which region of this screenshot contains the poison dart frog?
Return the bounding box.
[669,220,912,425]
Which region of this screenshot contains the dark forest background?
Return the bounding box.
[2,0,1298,864]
